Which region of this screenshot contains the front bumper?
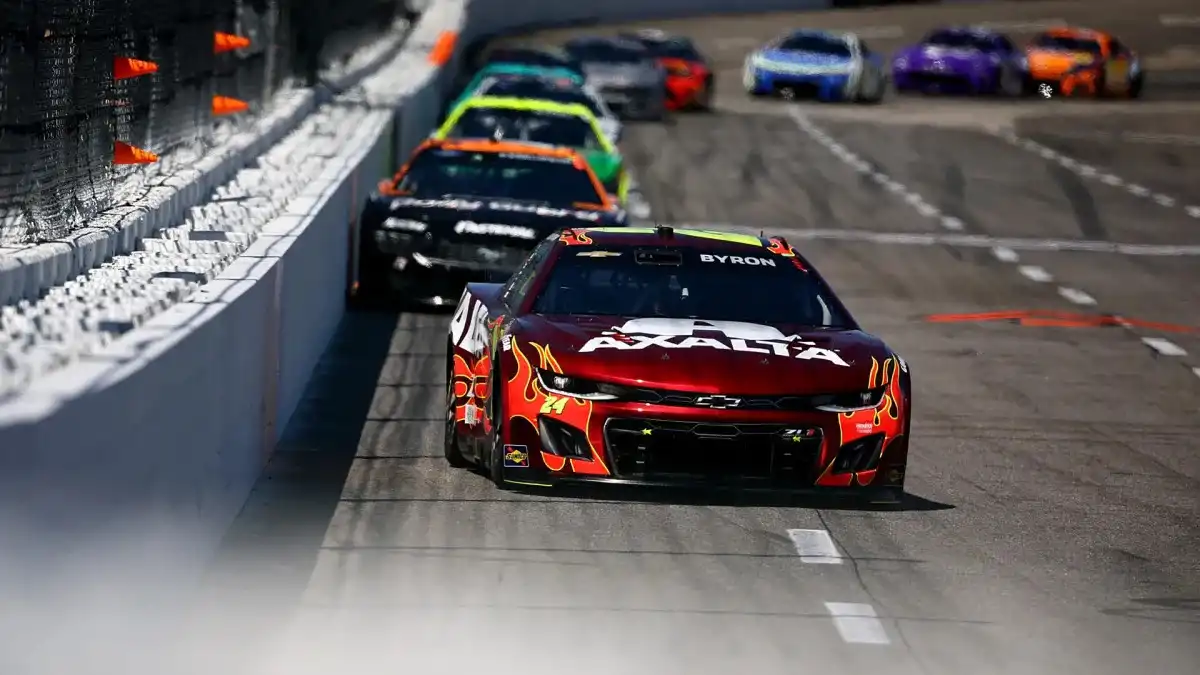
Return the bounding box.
[500,405,908,493]
[750,68,852,101]
[356,237,527,304]
[893,67,991,93]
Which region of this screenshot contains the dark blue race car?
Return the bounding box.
[892,26,1028,96]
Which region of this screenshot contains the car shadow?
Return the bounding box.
[512,482,954,512]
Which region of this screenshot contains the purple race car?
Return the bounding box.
[892,26,1028,96]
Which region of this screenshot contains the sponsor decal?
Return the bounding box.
[575,318,849,366]
[464,403,480,426]
[694,395,741,409]
[486,201,604,221]
[503,444,530,468]
[381,217,427,232]
[576,250,622,257]
[699,253,776,266]
[781,428,820,442]
[502,335,512,351]
[896,355,907,373]
[390,196,604,221]
[856,422,873,434]
[455,220,538,239]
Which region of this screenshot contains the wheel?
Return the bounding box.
[486,361,515,490]
[1128,72,1144,99]
[996,65,1023,97]
[443,345,470,468]
[694,75,715,111]
[742,62,765,96]
[856,73,885,104]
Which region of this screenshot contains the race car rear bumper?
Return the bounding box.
[596,84,667,120]
[356,247,519,305]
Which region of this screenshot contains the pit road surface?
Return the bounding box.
[176,2,1200,675]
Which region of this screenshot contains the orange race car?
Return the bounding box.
[1024,27,1145,98]
[620,30,714,111]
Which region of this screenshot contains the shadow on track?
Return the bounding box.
[508,481,955,512]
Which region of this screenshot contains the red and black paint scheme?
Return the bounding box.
[620,30,714,111]
[444,226,912,501]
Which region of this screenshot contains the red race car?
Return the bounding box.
[621,30,714,111]
[444,225,912,502]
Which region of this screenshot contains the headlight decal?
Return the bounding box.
[507,340,609,475]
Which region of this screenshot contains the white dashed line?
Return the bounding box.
[1058,287,1097,306]
[825,602,891,645]
[1192,367,1200,380]
[1142,337,1188,357]
[1161,15,1200,27]
[996,132,1198,218]
[1018,265,1053,283]
[940,216,965,231]
[992,246,1020,263]
[787,529,844,564]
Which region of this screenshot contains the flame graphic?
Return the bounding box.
[559,229,593,246]
[507,339,610,475]
[815,355,906,487]
[451,353,491,427]
[766,237,795,257]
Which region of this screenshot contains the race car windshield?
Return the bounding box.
[924,31,997,51]
[481,80,604,117]
[777,35,852,57]
[396,149,603,206]
[448,108,603,149]
[566,43,646,64]
[533,247,852,328]
[1030,35,1103,55]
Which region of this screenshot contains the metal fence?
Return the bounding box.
[0,0,407,245]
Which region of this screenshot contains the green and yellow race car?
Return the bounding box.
[433,96,630,204]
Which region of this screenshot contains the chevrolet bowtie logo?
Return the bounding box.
[694,395,741,409]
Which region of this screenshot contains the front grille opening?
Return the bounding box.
[831,434,885,474]
[539,415,592,459]
[605,418,824,484]
[772,81,820,98]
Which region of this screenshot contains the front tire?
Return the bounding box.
[487,361,514,490]
[1128,72,1144,99]
[444,345,470,468]
[996,65,1023,97]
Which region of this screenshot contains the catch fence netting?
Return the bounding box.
[0,0,408,245]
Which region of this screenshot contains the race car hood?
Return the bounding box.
[515,315,896,395]
[1025,48,1097,79]
[759,48,852,69]
[894,44,992,72]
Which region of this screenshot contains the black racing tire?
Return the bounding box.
[443,343,471,469]
[1129,73,1145,99]
[487,361,514,490]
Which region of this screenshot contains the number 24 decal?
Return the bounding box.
[539,395,568,415]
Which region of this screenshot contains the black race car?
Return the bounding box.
[350,138,628,307]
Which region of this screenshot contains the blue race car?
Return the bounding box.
[742,29,887,103]
[892,26,1027,96]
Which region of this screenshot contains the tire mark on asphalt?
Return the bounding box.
[1047,163,1108,241]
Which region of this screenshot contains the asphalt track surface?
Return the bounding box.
[160,2,1200,675]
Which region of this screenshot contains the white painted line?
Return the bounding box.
[1154,194,1177,207]
[1161,15,1200,27]
[1192,366,1200,380]
[1100,174,1124,186]
[825,602,890,645]
[992,246,1019,262]
[787,529,844,564]
[1186,206,1200,218]
[941,216,964,231]
[1058,287,1097,305]
[681,225,1200,257]
[979,18,1068,32]
[1142,337,1187,356]
[1128,184,1151,197]
[1018,265,1053,282]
